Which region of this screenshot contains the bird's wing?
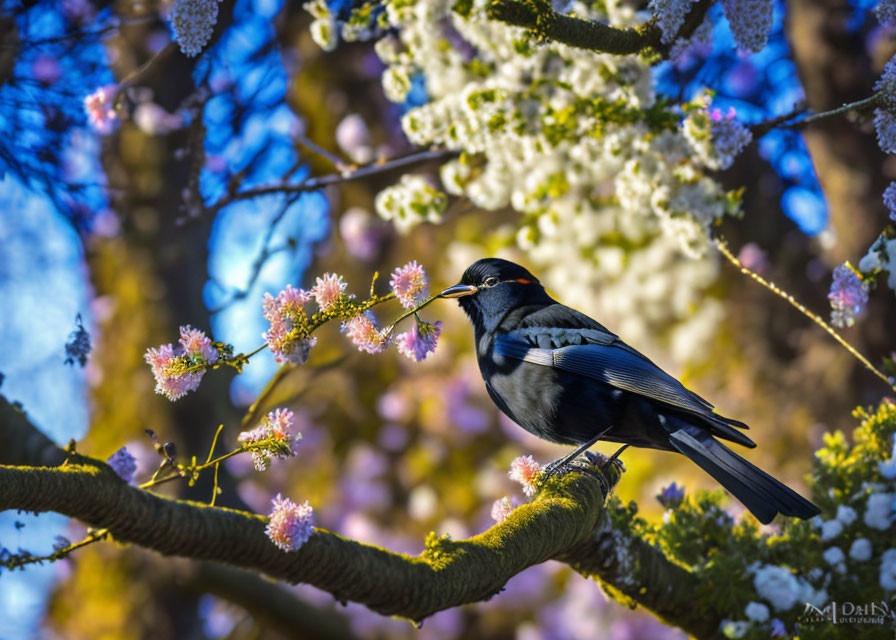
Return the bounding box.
[494,331,755,448]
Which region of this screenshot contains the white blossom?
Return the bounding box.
[375,174,447,233]
[753,565,802,611]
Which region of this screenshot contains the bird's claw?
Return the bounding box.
[539,454,614,495]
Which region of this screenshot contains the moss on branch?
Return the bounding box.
[484,0,714,57]
[0,396,725,636]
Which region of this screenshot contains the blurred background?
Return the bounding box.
[0,0,893,637]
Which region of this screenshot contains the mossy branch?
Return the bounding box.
[0,397,724,637]
[485,0,713,57]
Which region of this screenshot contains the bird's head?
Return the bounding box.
[440,258,552,332]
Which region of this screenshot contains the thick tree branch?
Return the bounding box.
[0,399,724,637]
[485,0,713,57]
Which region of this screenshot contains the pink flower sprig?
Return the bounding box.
[144,325,220,401]
[263,285,317,364]
[395,320,441,362]
[508,455,542,497]
[344,311,390,354]
[266,494,315,552]
[311,273,349,312]
[390,261,429,309]
[237,408,302,471]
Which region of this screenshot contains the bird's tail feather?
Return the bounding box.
[668,423,820,525]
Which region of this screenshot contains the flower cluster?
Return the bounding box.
[265,494,315,552]
[390,261,429,309]
[683,99,753,171]
[311,273,348,312]
[649,0,698,44]
[721,0,774,53]
[874,55,896,154]
[262,285,317,364]
[827,263,868,328]
[304,0,338,51]
[883,182,896,222]
[876,0,896,27]
[395,321,441,362]
[656,482,685,509]
[170,0,220,57]
[84,85,118,134]
[344,311,390,354]
[107,447,137,483]
[238,408,302,471]
[491,496,519,523]
[323,0,745,365]
[144,325,219,400]
[374,174,447,234]
[508,455,542,497]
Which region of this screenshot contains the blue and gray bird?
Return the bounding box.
[441,258,819,524]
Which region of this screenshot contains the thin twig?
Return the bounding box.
[207,149,457,215]
[751,93,882,137]
[715,238,896,392]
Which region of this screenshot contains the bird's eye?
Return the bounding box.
[484,276,499,288]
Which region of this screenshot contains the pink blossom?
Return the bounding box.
[491,496,519,522]
[107,447,137,483]
[238,408,302,471]
[509,455,542,497]
[265,494,315,552]
[262,285,316,364]
[344,311,389,354]
[179,325,218,364]
[84,85,119,134]
[311,273,348,311]
[144,343,201,400]
[144,326,217,401]
[828,264,868,328]
[395,321,441,362]
[389,261,429,309]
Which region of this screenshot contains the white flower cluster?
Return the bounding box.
[170,0,220,58]
[752,563,828,612]
[374,174,448,233]
[858,235,896,291]
[305,0,338,51]
[359,0,746,355]
[721,0,774,53]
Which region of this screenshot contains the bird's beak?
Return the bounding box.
[439,283,478,298]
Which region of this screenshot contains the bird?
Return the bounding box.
[440,257,820,524]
